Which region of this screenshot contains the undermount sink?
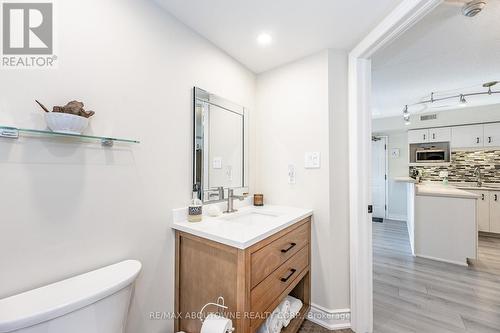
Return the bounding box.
[221,210,282,225]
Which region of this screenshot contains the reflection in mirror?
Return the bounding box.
[193,87,248,203]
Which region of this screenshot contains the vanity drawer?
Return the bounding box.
[250,246,309,315]
[251,221,309,288]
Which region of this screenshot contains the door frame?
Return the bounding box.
[348,1,443,332]
[372,135,389,220]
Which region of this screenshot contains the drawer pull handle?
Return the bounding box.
[495,194,498,202]
[280,269,297,282]
[281,242,297,253]
[482,194,485,200]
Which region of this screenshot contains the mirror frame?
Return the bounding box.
[193,87,249,203]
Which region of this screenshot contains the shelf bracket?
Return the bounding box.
[0,127,19,139]
[101,138,114,147]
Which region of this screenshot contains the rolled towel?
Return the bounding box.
[280,298,292,327]
[285,296,304,320]
[257,320,270,333]
[268,308,283,333]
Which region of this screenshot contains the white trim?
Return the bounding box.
[348,1,443,332]
[387,214,407,222]
[307,304,351,330]
[415,254,468,267]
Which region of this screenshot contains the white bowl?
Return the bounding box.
[45,113,89,134]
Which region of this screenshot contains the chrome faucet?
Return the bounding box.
[474,167,483,187]
[224,189,246,213]
[208,186,225,200]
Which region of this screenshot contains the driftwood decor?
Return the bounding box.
[35,100,95,118]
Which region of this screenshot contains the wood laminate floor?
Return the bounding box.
[373,219,500,333]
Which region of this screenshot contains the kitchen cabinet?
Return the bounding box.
[483,123,500,147]
[469,190,490,232]
[408,129,430,144]
[429,127,451,142]
[490,191,500,233]
[451,125,484,148]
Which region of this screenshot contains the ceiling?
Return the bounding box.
[372,0,500,119]
[155,0,403,73]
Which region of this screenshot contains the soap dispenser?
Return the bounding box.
[188,192,203,223]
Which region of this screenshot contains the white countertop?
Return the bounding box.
[416,183,479,199]
[450,182,500,191]
[171,205,313,249]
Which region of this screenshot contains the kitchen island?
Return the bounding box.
[395,179,479,266]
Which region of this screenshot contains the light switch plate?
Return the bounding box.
[213,157,222,169]
[304,152,321,169]
[391,148,400,159]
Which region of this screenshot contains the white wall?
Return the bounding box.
[0,1,255,332]
[255,50,350,312]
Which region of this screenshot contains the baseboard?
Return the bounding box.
[387,214,407,222]
[415,253,468,267]
[307,303,351,330]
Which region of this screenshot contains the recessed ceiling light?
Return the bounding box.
[257,33,272,46]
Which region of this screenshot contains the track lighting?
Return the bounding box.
[401,80,499,119]
[403,105,410,125]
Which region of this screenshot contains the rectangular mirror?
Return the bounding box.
[193,87,248,203]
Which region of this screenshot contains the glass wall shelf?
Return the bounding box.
[0,125,140,147]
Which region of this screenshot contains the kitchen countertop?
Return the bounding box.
[171,205,313,249]
[394,177,418,183]
[450,182,500,191]
[416,184,480,199]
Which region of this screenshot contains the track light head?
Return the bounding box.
[459,94,467,106]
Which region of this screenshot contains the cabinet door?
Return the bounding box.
[489,191,500,233]
[451,125,484,148]
[483,123,500,147]
[471,190,490,232]
[408,129,429,144]
[429,127,451,142]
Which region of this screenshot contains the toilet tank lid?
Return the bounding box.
[0,260,142,333]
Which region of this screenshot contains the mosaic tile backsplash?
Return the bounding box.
[409,150,500,183]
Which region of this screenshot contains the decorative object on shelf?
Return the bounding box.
[401,80,500,125]
[36,100,95,134]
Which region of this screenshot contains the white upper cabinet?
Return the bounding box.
[429,127,451,142]
[483,123,500,147]
[408,129,429,144]
[451,124,484,148]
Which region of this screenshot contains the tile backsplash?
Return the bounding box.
[409,150,500,183]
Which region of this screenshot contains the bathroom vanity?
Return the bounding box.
[173,206,312,333]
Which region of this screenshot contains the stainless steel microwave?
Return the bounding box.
[415,149,446,163]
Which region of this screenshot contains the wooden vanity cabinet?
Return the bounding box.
[175,217,311,333]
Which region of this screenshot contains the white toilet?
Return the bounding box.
[0,260,142,333]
